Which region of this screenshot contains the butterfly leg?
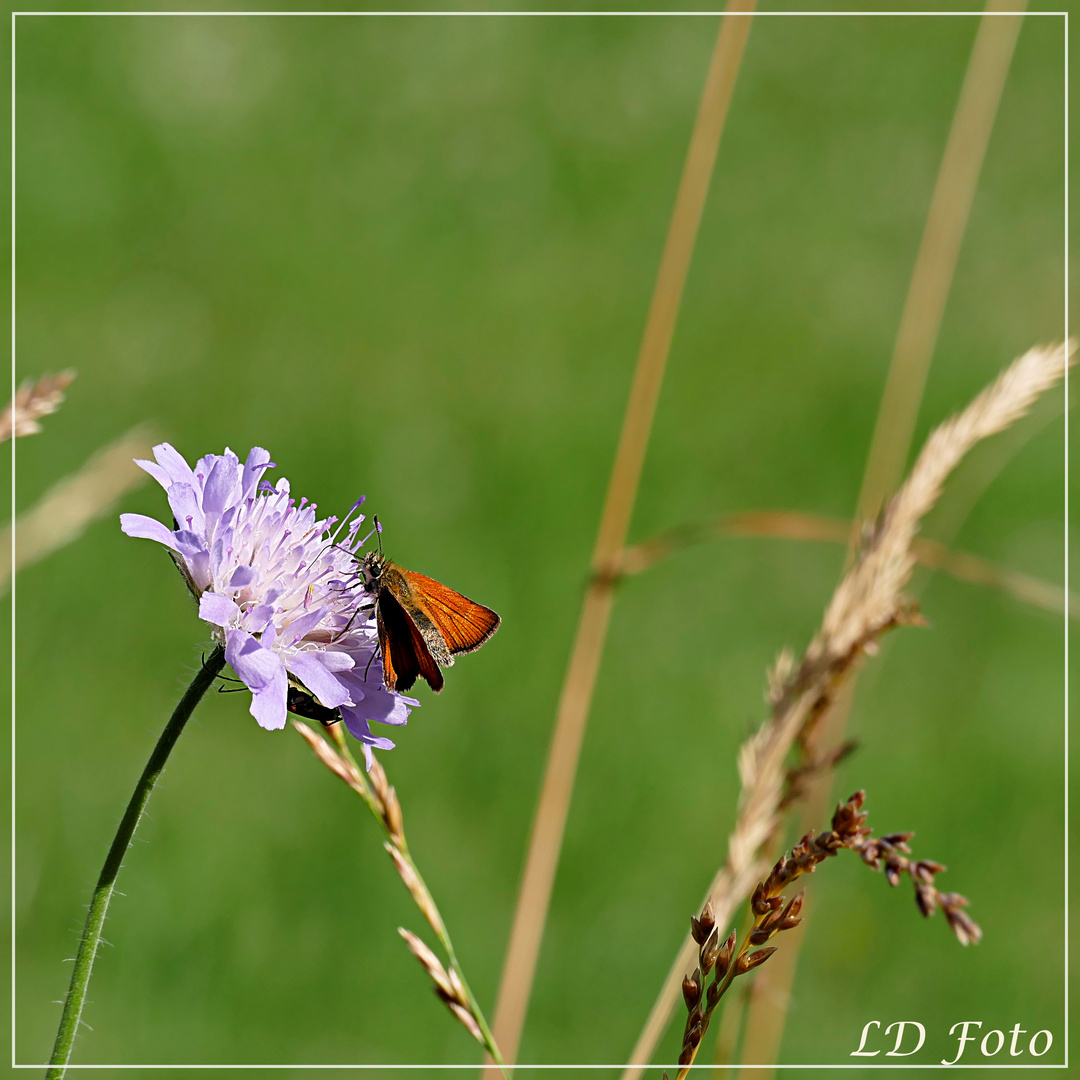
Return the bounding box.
[215,671,246,692]
[333,601,376,642]
[363,646,381,686]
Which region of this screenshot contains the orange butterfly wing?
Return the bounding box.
[396,569,501,656]
[376,587,445,694]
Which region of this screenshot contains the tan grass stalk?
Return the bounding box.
[0,424,159,590]
[293,721,507,1074]
[854,1,1027,523]
[0,370,76,442]
[739,5,1028,1067]
[620,509,1076,620]
[622,342,1070,1079]
[485,6,757,1071]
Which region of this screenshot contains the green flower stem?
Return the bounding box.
[46,645,226,1079]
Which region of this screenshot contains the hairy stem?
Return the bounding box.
[46,645,226,1079]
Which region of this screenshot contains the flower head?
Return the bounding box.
[120,443,416,758]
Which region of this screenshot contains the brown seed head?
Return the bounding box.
[0,370,76,441]
[367,754,391,812]
[447,965,467,1004]
[681,1019,703,1057]
[781,890,805,921]
[698,901,715,934]
[736,947,777,975]
[912,859,946,883]
[682,969,702,1012]
[915,882,937,918]
[446,999,485,1044]
[945,906,983,946]
[751,882,769,915]
[937,891,968,909]
[397,927,455,999]
[383,785,405,846]
[882,831,915,850]
[714,929,737,980]
[701,927,721,975]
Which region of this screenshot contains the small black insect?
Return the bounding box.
[286,684,341,728]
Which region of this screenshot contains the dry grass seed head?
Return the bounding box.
[0,370,76,442]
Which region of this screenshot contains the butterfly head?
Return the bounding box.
[358,550,387,594]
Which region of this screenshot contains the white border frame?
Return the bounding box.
[9,7,1069,1072]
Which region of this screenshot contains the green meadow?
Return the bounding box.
[10,6,1068,1074]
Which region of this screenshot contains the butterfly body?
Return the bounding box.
[358,551,500,694]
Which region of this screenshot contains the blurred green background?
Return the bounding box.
[9,4,1069,1075]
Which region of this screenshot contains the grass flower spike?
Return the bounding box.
[120,442,416,754]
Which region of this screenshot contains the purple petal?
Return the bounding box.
[280,607,329,646]
[209,534,237,585]
[152,443,195,488]
[317,649,356,673]
[132,458,172,489]
[203,454,239,518]
[341,709,396,752]
[225,628,283,688]
[185,550,211,593]
[173,530,208,559]
[228,565,257,589]
[199,592,239,628]
[217,504,239,536]
[250,665,289,730]
[339,676,416,728]
[166,481,205,536]
[241,447,274,501]
[120,513,179,551]
[285,652,351,709]
[366,686,416,726]
[242,603,274,634]
[225,629,289,729]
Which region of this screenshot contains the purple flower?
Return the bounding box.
[120,443,416,759]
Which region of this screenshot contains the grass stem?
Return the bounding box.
[737,5,1027,1072]
[485,6,756,1070]
[296,722,508,1077]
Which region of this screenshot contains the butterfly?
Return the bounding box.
[356,540,500,694]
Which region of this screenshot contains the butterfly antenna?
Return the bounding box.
[374,514,384,556]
